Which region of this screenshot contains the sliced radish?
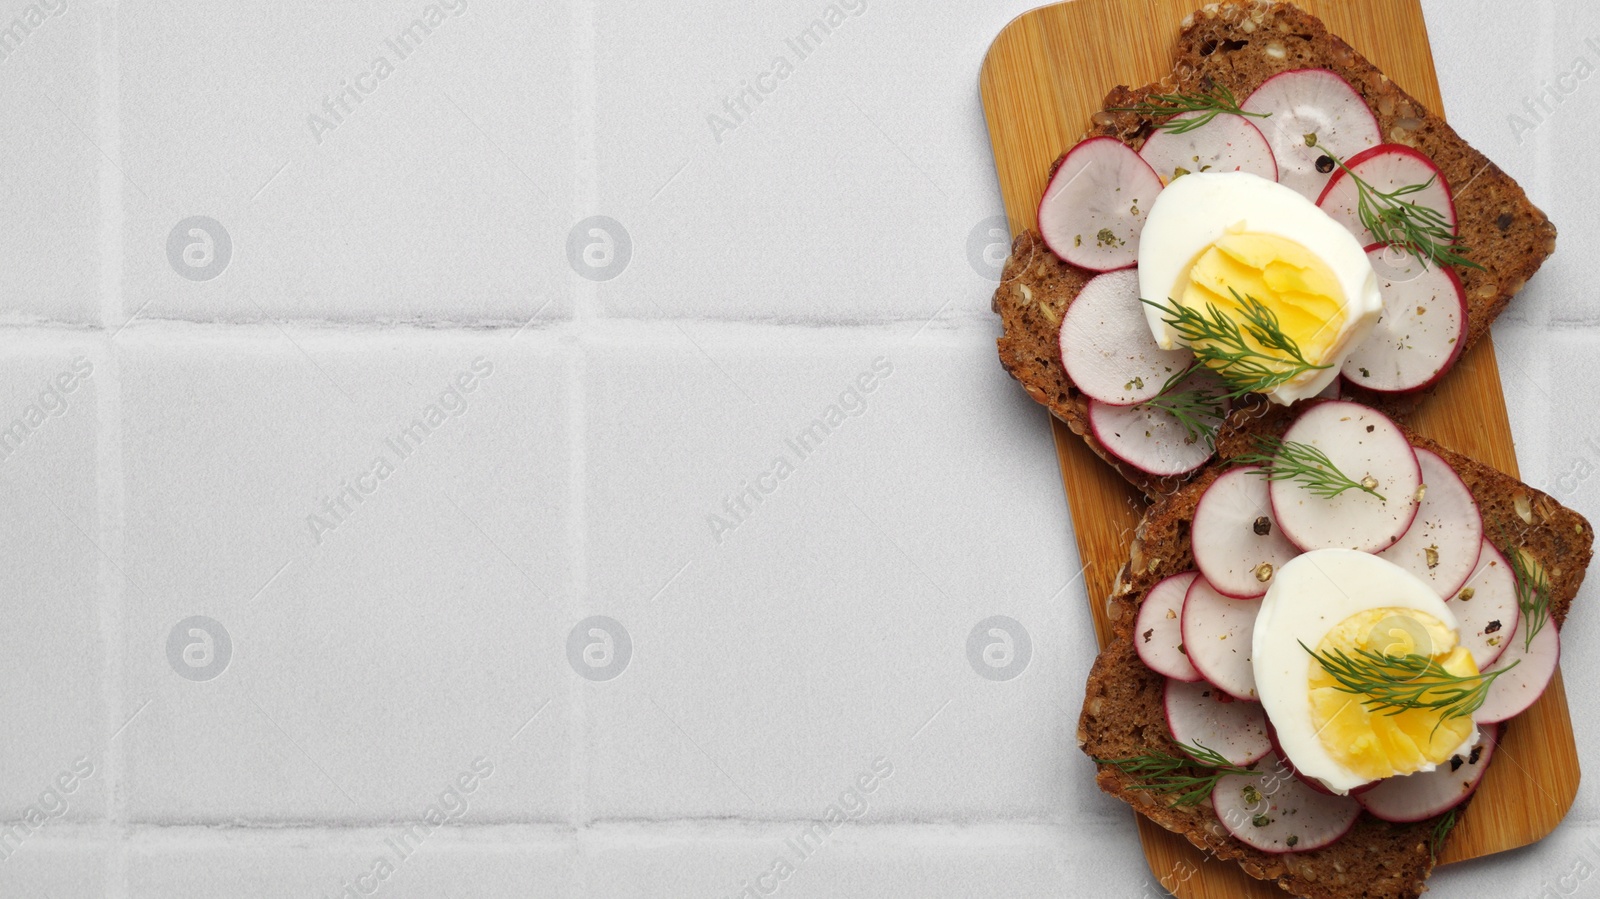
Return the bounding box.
[1165,677,1271,765]
[1212,757,1362,853]
[1316,145,1457,248]
[1473,615,1560,725]
[1181,577,1261,701]
[1356,725,1497,822]
[1059,268,1193,405]
[1449,540,1521,669]
[1241,69,1381,200]
[1138,112,1278,185]
[1136,571,1204,681]
[1267,401,1421,552]
[1376,449,1483,598]
[1086,369,1226,477]
[1314,376,1343,400]
[1038,137,1163,272]
[1192,466,1302,599]
[1341,244,1468,393]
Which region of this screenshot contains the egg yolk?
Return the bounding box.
[1178,229,1348,374]
[1308,608,1478,782]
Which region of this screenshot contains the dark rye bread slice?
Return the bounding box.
[994,0,1557,493]
[1077,405,1593,899]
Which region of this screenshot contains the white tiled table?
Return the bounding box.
[0,0,1594,896]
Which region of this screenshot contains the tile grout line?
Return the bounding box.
[569,0,597,892]
[98,0,130,894]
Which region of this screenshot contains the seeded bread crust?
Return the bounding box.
[994,0,1557,494]
[1078,406,1592,899]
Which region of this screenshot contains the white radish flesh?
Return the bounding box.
[1376,449,1483,599]
[1341,244,1468,393]
[1316,145,1457,247]
[1086,368,1226,478]
[1449,540,1521,669]
[1356,725,1497,822]
[1135,571,1204,681]
[1038,137,1163,272]
[1268,401,1421,553]
[1059,268,1193,405]
[1473,615,1560,725]
[1138,112,1278,185]
[1164,678,1271,765]
[1242,68,1381,200]
[1192,466,1302,599]
[1211,758,1362,853]
[1181,576,1261,700]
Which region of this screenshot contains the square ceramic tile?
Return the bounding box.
[1423,0,1557,175]
[128,830,573,898]
[0,335,106,823]
[0,0,104,322]
[0,838,108,895]
[590,1,1003,322]
[1423,0,1598,326]
[119,327,575,822]
[118,0,575,323]
[582,824,1140,898]
[581,322,1085,820]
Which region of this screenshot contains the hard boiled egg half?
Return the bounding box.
[1253,549,1480,795]
[1137,172,1382,404]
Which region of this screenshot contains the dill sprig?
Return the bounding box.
[1507,547,1552,651]
[1307,135,1483,272]
[1109,83,1268,134]
[1143,380,1228,445]
[1143,292,1331,398]
[1430,808,1458,863]
[1095,741,1256,807]
[1302,641,1515,731]
[1234,434,1385,501]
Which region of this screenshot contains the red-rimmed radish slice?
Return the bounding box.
[1355,725,1497,822]
[1164,678,1271,765]
[1268,401,1421,552]
[1181,577,1261,700]
[1241,68,1380,200]
[1192,466,1301,599]
[1449,540,1521,669]
[1341,244,1468,393]
[1212,756,1362,852]
[1086,369,1227,478]
[1136,571,1203,681]
[1314,376,1343,400]
[1316,145,1457,247]
[1059,268,1192,405]
[1473,615,1559,725]
[1138,112,1278,185]
[1038,137,1163,271]
[1375,449,1483,598]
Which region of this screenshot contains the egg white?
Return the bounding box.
[1252,548,1478,794]
[1136,172,1382,404]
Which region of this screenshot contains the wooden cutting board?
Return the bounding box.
[978,2,1579,895]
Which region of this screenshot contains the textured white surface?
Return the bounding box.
[0,0,1594,895]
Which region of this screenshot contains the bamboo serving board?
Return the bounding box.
[979,2,1579,895]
